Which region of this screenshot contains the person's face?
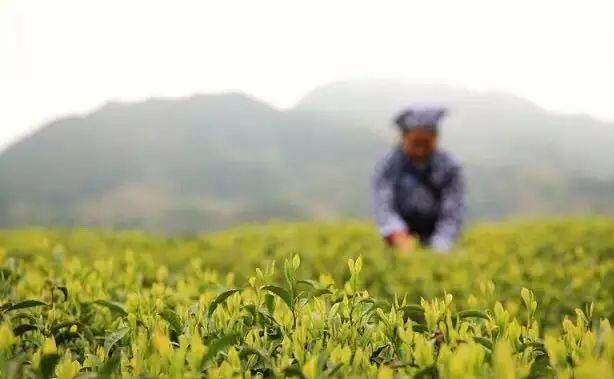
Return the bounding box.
[401,127,437,163]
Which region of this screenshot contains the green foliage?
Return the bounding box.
[0,219,612,377]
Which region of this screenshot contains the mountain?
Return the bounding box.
[296,80,614,177]
[1,79,613,233]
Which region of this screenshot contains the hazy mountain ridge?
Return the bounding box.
[296,80,614,177]
[1,80,613,233]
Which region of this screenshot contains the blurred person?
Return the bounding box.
[371,105,465,253]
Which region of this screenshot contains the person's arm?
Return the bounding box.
[430,165,465,252]
[372,152,415,252]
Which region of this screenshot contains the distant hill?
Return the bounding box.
[1,79,613,233]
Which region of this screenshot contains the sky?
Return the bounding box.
[1,0,613,151]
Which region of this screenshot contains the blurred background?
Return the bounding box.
[1,0,613,234]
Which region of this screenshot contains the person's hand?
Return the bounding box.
[395,236,416,254]
[387,231,416,254]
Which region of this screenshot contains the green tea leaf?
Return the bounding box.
[455,309,490,321]
[309,288,332,297]
[283,367,306,378]
[99,349,122,377]
[370,344,389,363]
[0,268,12,279]
[239,347,272,366]
[4,300,47,312]
[201,334,240,366]
[0,302,12,312]
[40,353,60,379]
[528,352,552,378]
[326,363,343,376]
[104,327,130,356]
[13,324,38,336]
[412,324,430,334]
[160,309,183,334]
[241,304,257,321]
[262,285,293,310]
[93,300,128,317]
[473,336,493,350]
[297,279,321,288]
[264,293,275,315]
[399,304,425,314]
[207,289,240,317]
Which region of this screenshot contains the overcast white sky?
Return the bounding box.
[1,0,613,151]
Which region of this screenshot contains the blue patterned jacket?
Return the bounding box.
[371,147,465,251]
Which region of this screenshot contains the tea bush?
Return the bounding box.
[0,218,613,378]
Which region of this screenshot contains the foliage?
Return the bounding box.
[0,219,613,377]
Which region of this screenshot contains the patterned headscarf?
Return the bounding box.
[394,104,448,132]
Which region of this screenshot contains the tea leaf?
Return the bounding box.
[201,334,240,366]
[103,327,130,356]
[208,289,240,317]
[40,353,60,379]
[13,324,38,336]
[92,300,128,317]
[455,309,490,321]
[4,300,47,312]
[160,309,183,334]
[262,285,293,310]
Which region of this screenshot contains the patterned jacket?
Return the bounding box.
[371,147,465,251]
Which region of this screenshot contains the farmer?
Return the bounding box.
[371,105,465,253]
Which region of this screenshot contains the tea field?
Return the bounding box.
[0,218,613,378]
